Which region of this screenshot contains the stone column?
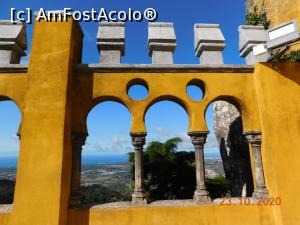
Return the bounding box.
[148,22,176,64]
[17,123,21,140]
[97,22,125,64]
[188,131,211,202]
[244,131,269,198]
[238,25,270,65]
[131,132,147,205]
[194,24,225,65]
[0,21,27,64]
[69,132,88,207]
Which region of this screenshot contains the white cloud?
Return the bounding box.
[177,132,190,142]
[112,135,128,144]
[83,134,132,154]
[205,133,219,151]
[153,126,167,136]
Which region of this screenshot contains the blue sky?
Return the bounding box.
[0,0,247,156]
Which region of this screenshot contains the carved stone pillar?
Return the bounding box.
[194,24,225,65]
[131,132,147,205]
[69,132,88,207]
[188,131,211,202]
[244,131,269,198]
[0,21,27,64]
[148,22,176,64]
[97,22,125,64]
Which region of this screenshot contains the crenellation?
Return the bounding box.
[148,22,177,64]
[97,22,125,64]
[0,21,27,64]
[194,24,225,65]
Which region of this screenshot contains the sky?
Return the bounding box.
[0,0,247,157]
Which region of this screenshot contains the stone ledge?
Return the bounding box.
[85,198,250,210]
[80,198,262,210]
[0,204,13,213]
[0,64,255,74]
[89,200,208,209]
[75,64,254,73]
[0,64,28,73]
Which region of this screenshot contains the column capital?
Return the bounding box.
[244,131,262,145]
[130,132,146,147]
[131,132,147,205]
[71,132,88,151]
[188,131,209,146]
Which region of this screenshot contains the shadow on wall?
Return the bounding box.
[220,116,254,197]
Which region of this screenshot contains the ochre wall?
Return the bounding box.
[0,18,299,225]
[253,63,300,225]
[71,71,260,133]
[68,205,275,225]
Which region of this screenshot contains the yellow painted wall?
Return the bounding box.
[68,205,275,225]
[0,17,299,225]
[253,63,300,225]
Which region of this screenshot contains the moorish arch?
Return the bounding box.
[205,97,254,197]
[0,97,22,206]
[69,100,132,207]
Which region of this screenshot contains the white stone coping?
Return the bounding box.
[266,20,300,49]
[0,64,28,73]
[89,200,208,209]
[148,22,176,43]
[97,22,125,42]
[99,21,125,27]
[194,24,222,30]
[0,20,23,25]
[238,25,265,31]
[194,24,225,52]
[0,198,261,212]
[0,204,13,213]
[85,197,260,210]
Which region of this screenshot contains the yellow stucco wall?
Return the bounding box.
[68,205,275,225]
[253,63,300,225]
[0,18,299,225]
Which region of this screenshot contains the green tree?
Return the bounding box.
[276,50,300,62]
[246,4,270,29]
[129,137,229,202]
[0,179,15,204]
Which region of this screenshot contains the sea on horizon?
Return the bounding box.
[0,151,221,168]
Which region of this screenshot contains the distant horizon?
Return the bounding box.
[0,149,221,157]
[0,151,221,168]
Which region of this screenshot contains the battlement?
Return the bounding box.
[0,19,277,66]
